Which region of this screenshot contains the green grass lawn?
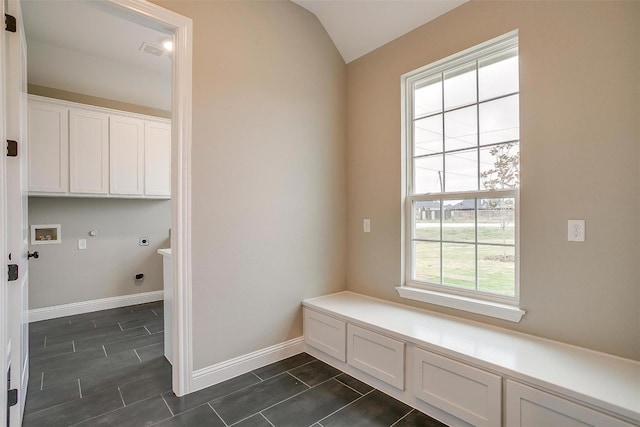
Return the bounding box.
[413,222,515,296]
[415,221,515,244]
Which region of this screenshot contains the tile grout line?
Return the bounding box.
[228,373,332,424]
[389,408,414,427]
[208,372,291,409]
[161,393,175,417]
[117,386,127,407]
[287,372,311,388]
[334,376,366,396]
[260,412,276,427]
[250,371,264,382]
[253,358,316,382]
[209,403,229,427]
[133,348,142,363]
[315,388,375,426]
[72,340,76,353]
[102,344,108,357]
[144,326,152,335]
[220,368,345,427]
[43,335,47,348]
[77,379,83,399]
[39,372,44,391]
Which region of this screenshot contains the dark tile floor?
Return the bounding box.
[24,302,447,427]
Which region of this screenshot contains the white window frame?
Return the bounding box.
[398,31,525,322]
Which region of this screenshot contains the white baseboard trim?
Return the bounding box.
[29,290,164,323]
[191,337,305,393]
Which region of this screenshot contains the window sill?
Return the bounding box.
[395,286,525,323]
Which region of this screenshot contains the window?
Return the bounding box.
[400,31,523,321]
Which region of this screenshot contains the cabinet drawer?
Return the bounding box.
[347,324,405,390]
[414,347,501,427]
[506,380,635,427]
[303,309,346,362]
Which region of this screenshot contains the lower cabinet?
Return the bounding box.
[347,324,405,390]
[303,309,346,362]
[505,380,635,427]
[413,348,501,427]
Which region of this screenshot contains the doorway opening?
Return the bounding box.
[21,0,192,401]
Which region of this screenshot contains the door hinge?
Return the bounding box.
[4,14,16,33]
[8,264,18,282]
[6,140,17,157]
[7,389,17,407]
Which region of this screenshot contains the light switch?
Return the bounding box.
[363,219,371,233]
[78,239,87,250]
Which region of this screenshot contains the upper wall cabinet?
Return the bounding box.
[110,115,145,196]
[27,96,171,199]
[69,108,109,194]
[28,101,69,193]
[144,121,171,197]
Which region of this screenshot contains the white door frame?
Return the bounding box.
[106,0,193,396]
[1,0,10,421]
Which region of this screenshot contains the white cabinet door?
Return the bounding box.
[27,101,69,193]
[144,120,171,197]
[347,324,405,390]
[69,108,109,194]
[304,308,346,362]
[110,115,144,195]
[506,380,635,427]
[414,348,501,427]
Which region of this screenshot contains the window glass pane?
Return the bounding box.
[414,75,442,118]
[406,34,519,302]
[442,243,475,289]
[414,201,441,240]
[445,106,477,152]
[414,241,440,283]
[479,48,518,101]
[414,155,443,194]
[414,115,442,156]
[444,62,476,109]
[443,199,475,242]
[478,245,515,296]
[445,149,478,192]
[478,198,515,244]
[480,142,519,190]
[479,94,519,145]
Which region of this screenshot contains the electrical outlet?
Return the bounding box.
[78,239,86,250]
[363,219,371,233]
[568,220,585,242]
[139,237,150,246]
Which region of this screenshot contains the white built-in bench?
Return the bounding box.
[302,291,640,427]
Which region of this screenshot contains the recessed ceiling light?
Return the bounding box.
[140,42,164,57]
[162,39,173,52]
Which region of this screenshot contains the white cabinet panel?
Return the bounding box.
[304,309,346,362]
[414,347,501,427]
[144,120,171,197]
[347,324,405,390]
[110,115,144,195]
[28,101,69,193]
[69,109,109,194]
[506,380,634,427]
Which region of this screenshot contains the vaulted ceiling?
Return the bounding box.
[21,0,467,110]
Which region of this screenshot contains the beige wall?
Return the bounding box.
[152,0,347,370]
[28,197,170,309]
[28,84,171,118]
[346,0,640,360]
